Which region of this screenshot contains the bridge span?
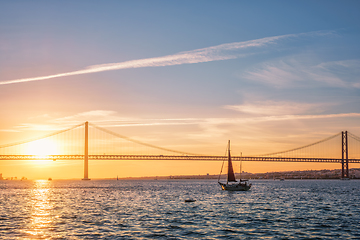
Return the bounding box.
[1,154,360,163]
[1,122,359,179]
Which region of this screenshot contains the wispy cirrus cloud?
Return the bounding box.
[0,31,332,85]
[240,112,360,122]
[244,57,360,88]
[0,129,21,133]
[52,110,200,128]
[3,109,359,133]
[224,100,321,115]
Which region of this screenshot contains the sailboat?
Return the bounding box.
[218,140,251,191]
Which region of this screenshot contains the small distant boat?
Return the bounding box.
[218,140,251,191]
[184,199,196,203]
[280,178,285,181]
[48,178,52,181]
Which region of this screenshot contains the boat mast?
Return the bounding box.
[227,140,230,184]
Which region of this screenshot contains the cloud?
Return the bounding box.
[244,57,360,88]
[0,31,332,85]
[0,129,21,133]
[182,112,360,144]
[245,112,360,122]
[2,108,359,133]
[55,110,117,122]
[244,60,304,86]
[2,110,201,132]
[51,110,202,128]
[314,59,360,88]
[224,101,321,115]
[1,110,359,155]
[12,123,65,131]
[195,113,360,128]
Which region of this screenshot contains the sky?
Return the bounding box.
[1,1,360,179]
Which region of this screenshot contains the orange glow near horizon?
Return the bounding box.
[0,122,359,179]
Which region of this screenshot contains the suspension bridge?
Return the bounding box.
[1,122,359,179]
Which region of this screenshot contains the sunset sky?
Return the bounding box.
[1,1,360,179]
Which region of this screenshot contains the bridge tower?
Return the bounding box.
[82,121,90,180]
[341,131,349,179]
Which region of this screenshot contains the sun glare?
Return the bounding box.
[26,139,60,157]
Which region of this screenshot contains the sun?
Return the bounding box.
[26,139,59,157]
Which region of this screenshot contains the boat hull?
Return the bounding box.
[218,182,251,191]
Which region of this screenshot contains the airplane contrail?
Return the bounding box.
[0,31,331,85]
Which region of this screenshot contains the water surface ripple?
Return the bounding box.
[0,179,359,239]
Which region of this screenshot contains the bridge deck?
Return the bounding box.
[0,155,359,163]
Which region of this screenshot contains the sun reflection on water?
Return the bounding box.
[24,180,55,238]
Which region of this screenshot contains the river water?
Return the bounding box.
[0,179,359,239]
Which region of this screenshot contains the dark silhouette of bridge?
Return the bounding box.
[1,122,359,179]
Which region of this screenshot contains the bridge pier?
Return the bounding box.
[82,121,90,180]
[341,131,349,179]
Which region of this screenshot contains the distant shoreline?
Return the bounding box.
[2,168,360,181]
